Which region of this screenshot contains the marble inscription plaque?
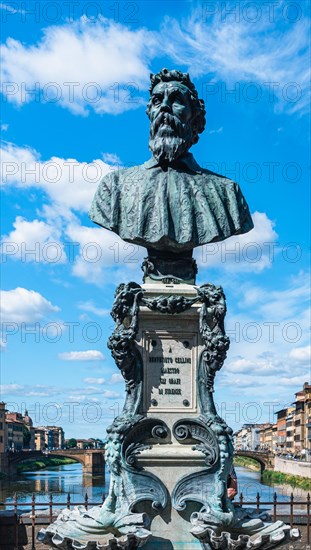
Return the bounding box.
[143,331,197,412]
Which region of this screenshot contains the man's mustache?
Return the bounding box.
[151,112,184,136]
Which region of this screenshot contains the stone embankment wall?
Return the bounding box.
[274,457,311,479]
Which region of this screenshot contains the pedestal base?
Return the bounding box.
[38,280,300,550]
[37,506,151,549]
[137,448,205,549]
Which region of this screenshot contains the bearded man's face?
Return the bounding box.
[148,81,194,164]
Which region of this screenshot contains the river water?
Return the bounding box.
[0,463,309,513]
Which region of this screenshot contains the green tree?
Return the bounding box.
[23,425,31,448]
[66,438,77,448]
[83,441,94,449]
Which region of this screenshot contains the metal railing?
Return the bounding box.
[0,491,310,549]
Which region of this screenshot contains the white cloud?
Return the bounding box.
[102,153,122,165]
[67,389,120,400]
[0,287,60,323]
[25,391,50,397]
[67,395,101,402]
[0,3,25,14]
[0,383,24,393]
[1,18,156,115]
[0,379,121,403]
[238,271,310,320]
[0,383,61,397]
[65,383,122,398]
[58,350,105,361]
[225,274,310,374]
[66,221,143,283]
[289,345,311,363]
[109,373,123,384]
[208,127,223,135]
[1,142,39,186]
[0,142,144,280]
[83,385,105,394]
[222,351,309,397]
[215,270,311,403]
[196,211,278,273]
[278,375,310,387]
[83,377,105,384]
[68,387,120,399]
[0,141,112,213]
[1,123,8,131]
[66,223,119,282]
[161,6,310,114]
[1,6,309,119]
[226,356,284,376]
[101,389,121,398]
[78,301,110,317]
[219,376,265,389]
[1,216,66,263]
[218,368,306,398]
[0,329,7,350]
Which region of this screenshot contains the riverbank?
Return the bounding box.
[234,456,261,471]
[262,470,311,491]
[234,456,311,490]
[274,456,311,480]
[16,457,78,474]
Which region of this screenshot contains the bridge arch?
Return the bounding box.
[45,452,84,467]
[234,451,274,473]
[6,449,105,476]
[8,450,80,465]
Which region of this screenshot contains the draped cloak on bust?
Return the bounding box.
[89,153,254,253]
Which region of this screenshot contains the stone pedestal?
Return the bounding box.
[138,283,202,423]
[135,284,204,548]
[38,281,300,550]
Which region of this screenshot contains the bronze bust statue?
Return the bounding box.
[89,69,253,282]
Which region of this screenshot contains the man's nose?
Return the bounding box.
[160,95,172,112]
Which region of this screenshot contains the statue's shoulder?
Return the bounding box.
[199,167,239,190]
[100,163,145,187]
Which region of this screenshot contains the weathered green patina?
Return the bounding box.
[89,68,253,283]
[89,154,253,253]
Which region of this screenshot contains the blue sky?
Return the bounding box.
[0,0,310,438]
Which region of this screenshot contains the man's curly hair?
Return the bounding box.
[146,68,206,145]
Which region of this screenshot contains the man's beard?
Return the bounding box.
[149,112,192,164]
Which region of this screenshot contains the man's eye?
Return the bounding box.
[153,96,161,105]
[172,93,184,104]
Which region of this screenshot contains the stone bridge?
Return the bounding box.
[234,450,275,472]
[0,449,105,477]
